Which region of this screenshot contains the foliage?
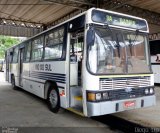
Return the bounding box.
[0,36,20,59]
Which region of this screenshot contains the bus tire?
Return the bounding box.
[11,75,17,90]
[47,84,60,113]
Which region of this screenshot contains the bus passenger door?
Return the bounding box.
[69,32,84,112]
[70,35,78,86]
[18,48,24,87]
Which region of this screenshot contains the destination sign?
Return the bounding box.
[91,10,148,31]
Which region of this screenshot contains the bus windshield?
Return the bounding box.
[87,26,151,74]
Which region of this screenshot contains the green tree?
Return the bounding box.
[0,36,20,59]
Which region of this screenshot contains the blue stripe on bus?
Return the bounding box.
[30,73,65,79]
[29,72,66,83]
[30,76,65,83]
[30,71,65,76]
[30,76,65,84]
[30,72,66,80]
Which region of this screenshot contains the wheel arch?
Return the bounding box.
[44,80,58,99]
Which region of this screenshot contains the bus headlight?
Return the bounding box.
[95,93,102,100]
[144,88,149,95]
[149,88,154,94]
[102,92,109,100]
[144,88,154,95]
[87,92,101,101]
[87,91,109,102]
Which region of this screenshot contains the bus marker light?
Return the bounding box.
[87,93,95,101]
[60,90,65,96]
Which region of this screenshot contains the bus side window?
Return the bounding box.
[10,52,13,63]
[70,38,77,62]
[44,27,64,60]
[25,42,31,62]
[31,37,44,61]
[12,47,19,63]
[70,34,83,62]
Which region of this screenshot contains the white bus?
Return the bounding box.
[150,40,160,84]
[5,8,155,117]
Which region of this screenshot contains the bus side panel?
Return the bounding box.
[30,61,67,108]
[20,62,44,98]
[23,63,34,93]
[25,61,68,108]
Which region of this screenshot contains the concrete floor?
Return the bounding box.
[0,72,115,133]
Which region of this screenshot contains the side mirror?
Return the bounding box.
[86,27,95,47]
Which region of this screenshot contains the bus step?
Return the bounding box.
[67,106,84,116]
[74,96,82,101]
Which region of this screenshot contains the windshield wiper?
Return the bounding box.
[115,33,121,58]
[103,24,121,58]
[128,29,139,56]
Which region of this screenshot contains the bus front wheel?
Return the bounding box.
[47,84,60,113]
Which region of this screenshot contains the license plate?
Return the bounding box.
[124,101,135,109]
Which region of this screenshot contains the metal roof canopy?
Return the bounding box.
[0,0,160,39]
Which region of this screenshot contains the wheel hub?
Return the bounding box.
[49,89,58,108]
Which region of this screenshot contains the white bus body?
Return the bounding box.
[5,8,155,117]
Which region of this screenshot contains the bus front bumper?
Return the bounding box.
[87,95,156,117]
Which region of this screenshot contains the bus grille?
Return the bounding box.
[100,76,150,90]
[108,87,153,101]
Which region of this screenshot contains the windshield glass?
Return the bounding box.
[87,26,151,74]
